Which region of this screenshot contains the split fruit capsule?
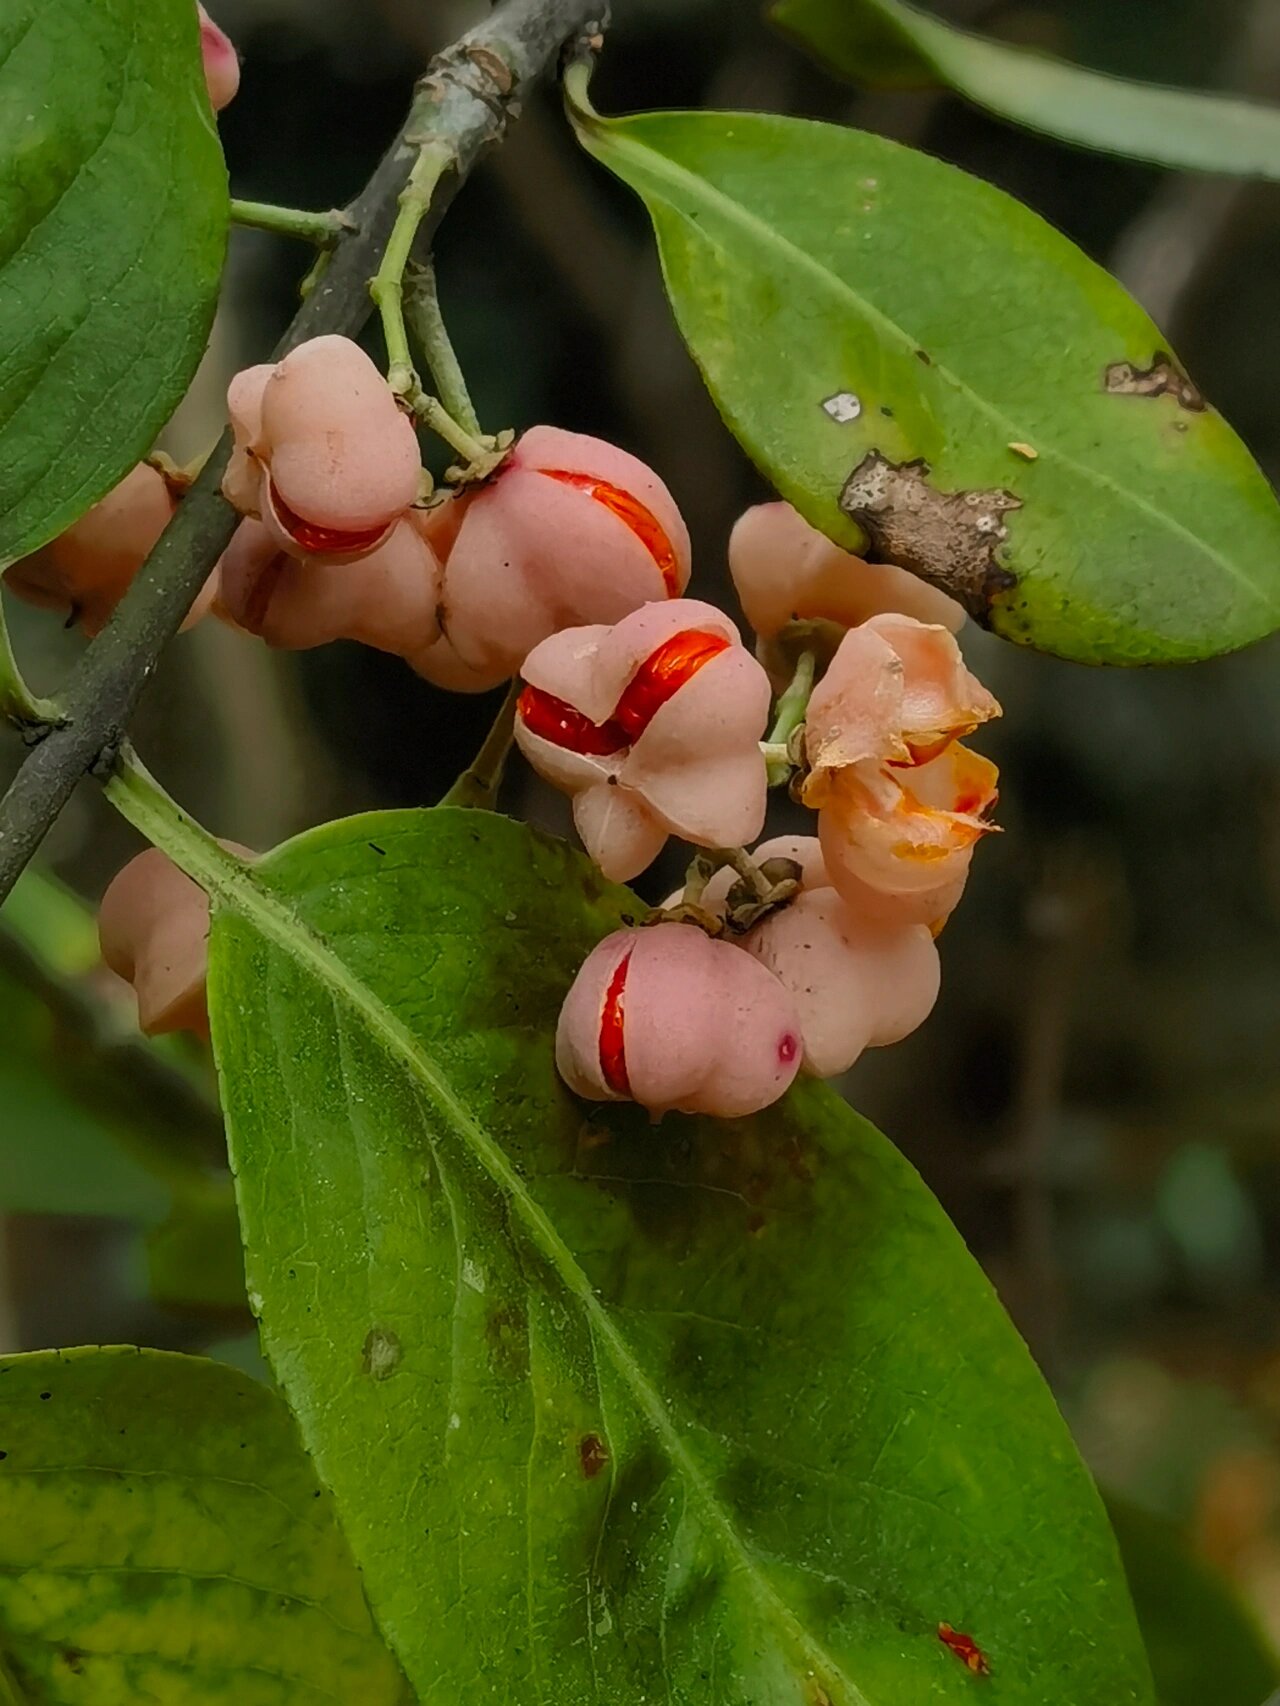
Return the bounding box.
[414,425,692,688]
[224,336,422,561]
[515,599,770,881]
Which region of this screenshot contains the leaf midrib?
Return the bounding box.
[175,814,870,1706]
[586,113,1275,611]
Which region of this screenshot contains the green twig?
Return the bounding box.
[0,600,63,730]
[764,650,815,787]
[441,682,521,810]
[230,198,350,246]
[369,145,493,466]
[404,262,481,436]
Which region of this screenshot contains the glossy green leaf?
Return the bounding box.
[0,1346,404,1703]
[201,806,1153,1705]
[0,0,228,565]
[1108,1495,1279,1706]
[772,0,1280,180]
[567,89,1280,665]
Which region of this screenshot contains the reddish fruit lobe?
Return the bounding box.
[540,468,682,597]
[598,949,632,1095]
[520,629,729,758]
[938,1624,989,1677]
[269,481,390,557]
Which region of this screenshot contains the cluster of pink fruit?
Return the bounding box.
[11,3,1003,1123]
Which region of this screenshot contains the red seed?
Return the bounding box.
[540,469,682,597]
[598,949,632,1095]
[517,687,627,756]
[938,1623,989,1677]
[612,630,729,743]
[269,481,390,557]
[518,630,728,757]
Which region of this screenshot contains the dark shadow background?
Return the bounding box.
[4,0,1280,1640]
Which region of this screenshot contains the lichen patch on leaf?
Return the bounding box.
[1103,351,1206,412]
[838,452,1020,621]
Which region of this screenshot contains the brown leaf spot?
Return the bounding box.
[838,452,1020,622]
[361,1326,402,1381]
[1104,350,1205,412]
[60,1649,85,1675]
[938,1622,990,1676]
[579,1433,610,1479]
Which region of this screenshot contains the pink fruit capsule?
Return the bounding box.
[515,600,771,882]
[221,338,422,560]
[215,513,442,655]
[431,425,692,681]
[745,886,940,1078]
[556,923,803,1120]
[198,4,240,113]
[5,463,213,637]
[729,501,964,639]
[675,836,943,1079]
[99,844,252,1038]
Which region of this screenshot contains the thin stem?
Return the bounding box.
[412,394,490,466]
[721,846,772,900]
[105,745,244,891]
[404,262,481,436]
[229,198,350,246]
[369,145,493,465]
[370,141,451,388]
[441,681,521,809]
[0,600,63,729]
[764,650,815,787]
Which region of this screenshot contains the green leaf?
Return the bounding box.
[0,0,228,565]
[772,0,1280,181]
[201,806,1154,1705]
[566,87,1280,665]
[1107,1494,1280,1706]
[0,1345,405,1704]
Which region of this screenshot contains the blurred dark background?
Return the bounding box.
[3,0,1280,1646]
